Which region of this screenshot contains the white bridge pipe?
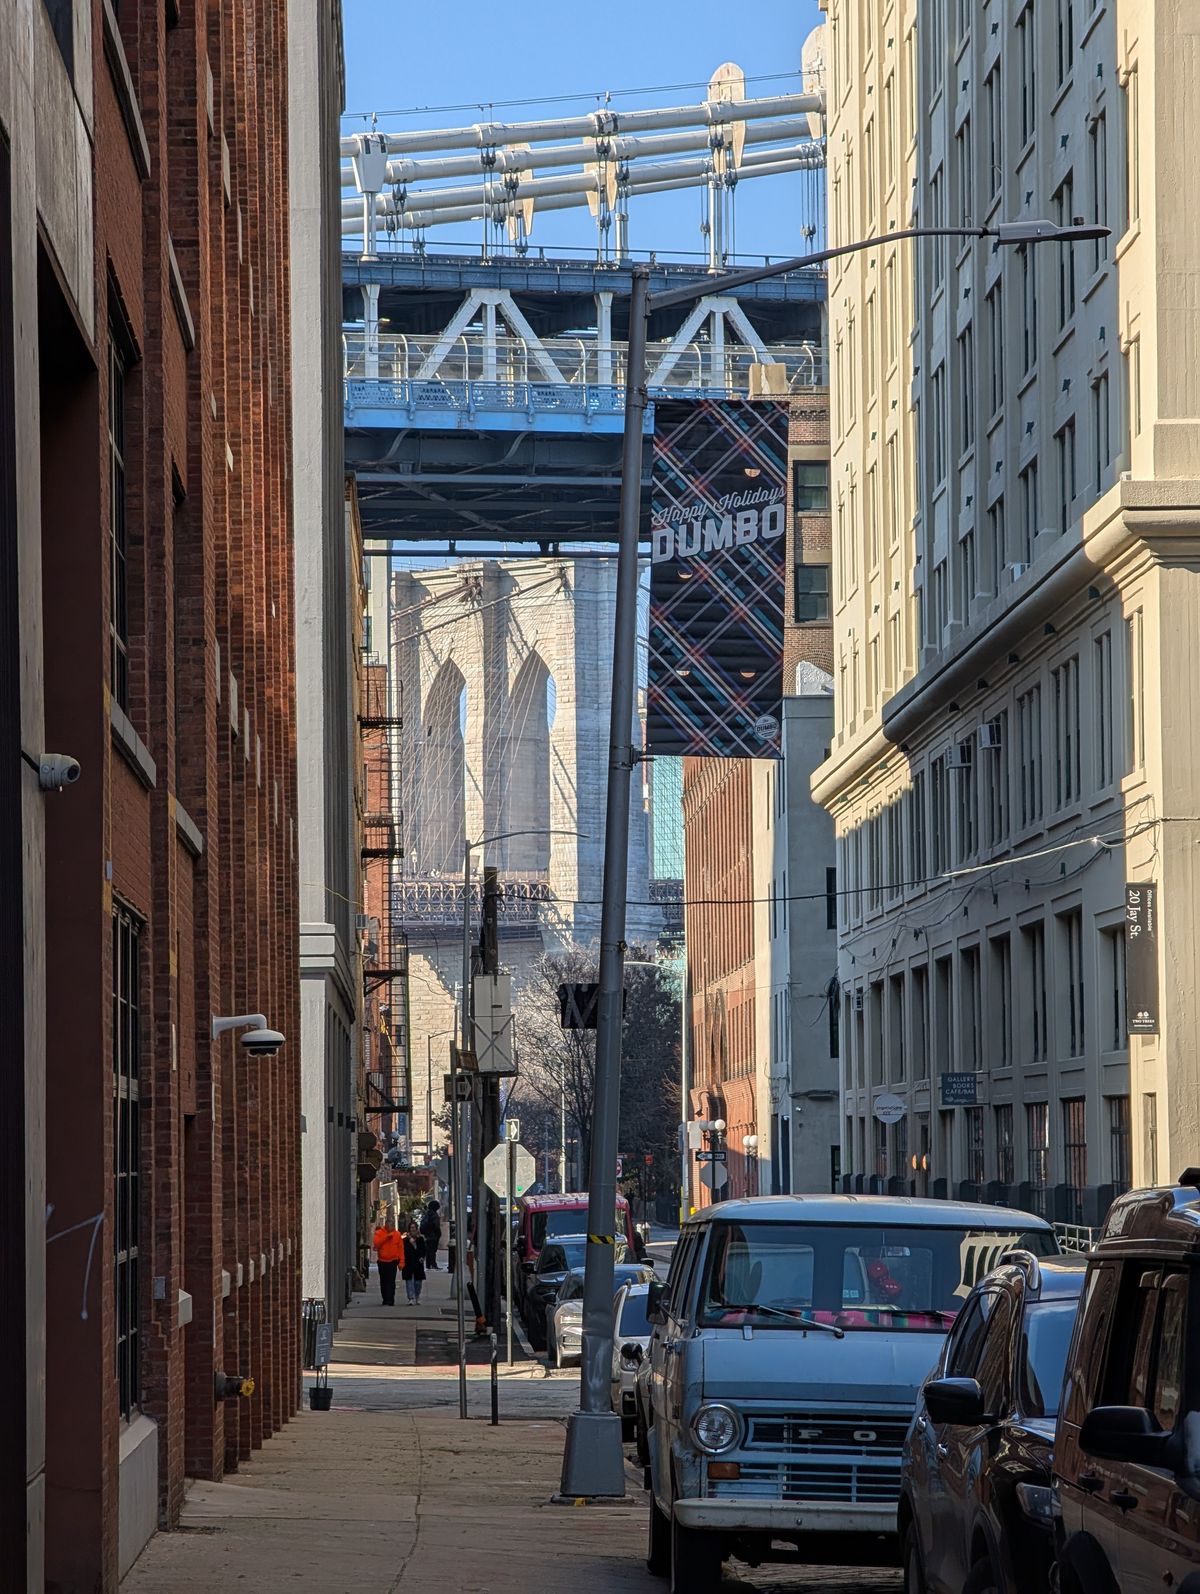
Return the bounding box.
[339,114,821,189]
[338,90,824,159]
[340,148,825,233]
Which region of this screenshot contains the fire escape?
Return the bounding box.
[361,665,411,1136]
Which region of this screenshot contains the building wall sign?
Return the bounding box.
[1125,881,1159,1035]
[647,397,788,758]
[939,1072,979,1108]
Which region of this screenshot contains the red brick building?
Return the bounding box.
[7,2,305,1586]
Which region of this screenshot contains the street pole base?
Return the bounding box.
[559,1410,626,1499]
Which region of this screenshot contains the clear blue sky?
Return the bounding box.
[341,0,824,261]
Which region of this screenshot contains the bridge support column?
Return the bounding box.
[362,284,381,379]
[596,291,613,387]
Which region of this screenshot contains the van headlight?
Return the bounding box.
[692,1403,741,1454]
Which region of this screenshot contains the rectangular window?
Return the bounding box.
[955,739,976,863]
[934,957,953,1075]
[995,1103,1015,1186]
[889,972,906,1083]
[1056,0,1075,87]
[931,755,948,874]
[1019,6,1037,145]
[910,770,928,881]
[1062,1096,1087,1223]
[1026,1101,1050,1212]
[1100,924,1127,1050]
[1094,630,1114,787]
[984,710,1009,847]
[958,326,975,452]
[987,498,1006,595]
[794,564,831,622]
[985,67,1002,202]
[1051,655,1081,808]
[1108,1095,1131,1192]
[866,466,879,568]
[113,905,141,1420]
[887,435,900,546]
[1019,245,1038,374]
[930,166,946,293]
[932,363,947,484]
[1062,908,1085,1057]
[793,459,831,512]
[1056,417,1077,534]
[826,866,838,931]
[1126,607,1145,770]
[109,329,130,713]
[961,946,982,1070]
[913,963,930,1080]
[991,933,1013,1066]
[1054,173,1077,328]
[986,283,1004,418]
[1023,920,1049,1062]
[956,117,973,224]
[1092,373,1111,494]
[1019,458,1039,563]
[1017,683,1043,826]
[1089,112,1109,272]
[958,531,976,618]
[1123,67,1139,232]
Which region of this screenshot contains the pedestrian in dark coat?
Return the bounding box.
[402,1221,428,1304]
[420,1199,443,1269]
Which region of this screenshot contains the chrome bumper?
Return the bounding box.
[673,1499,897,1535]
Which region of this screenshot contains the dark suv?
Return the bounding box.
[900,1251,1087,1594]
[1054,1170,1200,1594]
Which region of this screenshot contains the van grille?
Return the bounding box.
[708,1459,901,1505]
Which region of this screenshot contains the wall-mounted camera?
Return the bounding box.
[38,754,81,791]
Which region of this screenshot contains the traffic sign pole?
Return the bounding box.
[505,1138,514,1366]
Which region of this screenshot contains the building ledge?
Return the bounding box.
[173,797,203,857]
[101,0,151,181]
[167,235,196,351]
[110,700,157,789]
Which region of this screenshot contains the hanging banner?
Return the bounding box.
[647,397,788,758]
[1125,881,1159,1035]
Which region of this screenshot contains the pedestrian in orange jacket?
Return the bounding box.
[372,1216,404,1306]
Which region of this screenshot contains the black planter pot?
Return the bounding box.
[309,1385,333,1411]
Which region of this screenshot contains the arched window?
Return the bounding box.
[421,662,466,873]
[505,652,552,872]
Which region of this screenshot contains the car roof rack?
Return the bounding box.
[996,1247,1042,1293]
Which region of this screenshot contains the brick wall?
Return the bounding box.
[785,392,834,682]
[41,3,300,1587]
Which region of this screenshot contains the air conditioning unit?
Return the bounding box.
[978,720,1003,751]
[749,362,790,397]
[853,988,865,1013]
[1007,562,1030,583]
[946,742,973,769]
[355,912,371,932]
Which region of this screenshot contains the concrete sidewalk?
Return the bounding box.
[122,1263,901,1592]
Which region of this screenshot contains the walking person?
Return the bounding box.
[372,1214,404,1306]
[420,1198,443,1269]
[402,1219,428,1305]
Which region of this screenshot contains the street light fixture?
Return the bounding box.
[560,214,1111,1501]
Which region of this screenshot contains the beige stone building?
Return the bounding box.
[815,0,1200,1222]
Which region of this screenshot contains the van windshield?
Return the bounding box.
[532,1205,627,1249]
[698,1221,1057,1332]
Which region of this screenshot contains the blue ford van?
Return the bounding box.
[643,1194,1057,1592]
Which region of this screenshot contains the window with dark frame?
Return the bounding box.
[109,328,130,713]
[792,459,830,513]
[965,1106,985,1185]
[1026,1100,1050,1213]
[1062,1096,1087,1224]
[1108,1095,1131,1193]
[113,904,141,1420]
[794,563,831,622]
[995,1103,1015,1186]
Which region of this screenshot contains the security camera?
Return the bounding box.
[39,754,81,791]
[240,1027,285,1058]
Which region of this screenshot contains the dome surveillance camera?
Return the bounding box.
[240,1027,285,1058]
[38,754,81,791]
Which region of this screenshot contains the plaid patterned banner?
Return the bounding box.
[647,398,788,758]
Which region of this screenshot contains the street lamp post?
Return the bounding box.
[560,215,1109,1499]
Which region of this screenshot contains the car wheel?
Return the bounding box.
[554,1338,564,1370]
[902,1520,927,1594]
[670,1505,723,1593]
[621,1414,635,1443]
[963,1561,999,1594]
[634,1411,650,1468]
[646,1490,670,1576]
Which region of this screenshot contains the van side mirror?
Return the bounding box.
[1080,1406,1178,1470]
[516,1236,527,1260]
[647,1279,669,1325]
[923,1377,989,1427]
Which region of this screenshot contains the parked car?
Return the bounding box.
[514,1191,640,1293]
[642,1194,1058,1594]
[520,1235,632,1350]
[612,1281,653,1439]
[545,1261,655,1368]
[899,1249,1086,1594]
[1053,1168,1200,1594]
